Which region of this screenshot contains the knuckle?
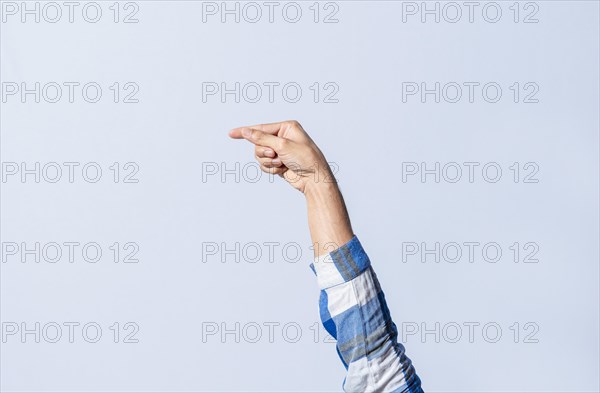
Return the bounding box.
[278,138,289,149]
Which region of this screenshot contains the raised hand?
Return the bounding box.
[229,120,333,193]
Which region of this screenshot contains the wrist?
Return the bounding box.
[303,166,338,198]
[304,180,336,200]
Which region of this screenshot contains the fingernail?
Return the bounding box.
[265,149,274,157]
[242,128,251,138]
[272,158,281,165]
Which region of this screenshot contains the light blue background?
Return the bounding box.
[1,1,599,391]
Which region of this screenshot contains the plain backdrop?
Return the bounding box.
[1,1,599,392]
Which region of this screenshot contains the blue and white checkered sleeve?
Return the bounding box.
[310,236,423,393]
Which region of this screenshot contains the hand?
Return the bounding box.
[229,120,334,193]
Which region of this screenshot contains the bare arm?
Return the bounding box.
[305,179,353,257]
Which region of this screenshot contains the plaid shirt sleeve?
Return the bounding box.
[310,236,423,393]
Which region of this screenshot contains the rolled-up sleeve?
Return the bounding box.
[310,236,423,393]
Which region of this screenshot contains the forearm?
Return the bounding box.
[304,175,354,257]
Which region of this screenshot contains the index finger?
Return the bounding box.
[229,122,284,138]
